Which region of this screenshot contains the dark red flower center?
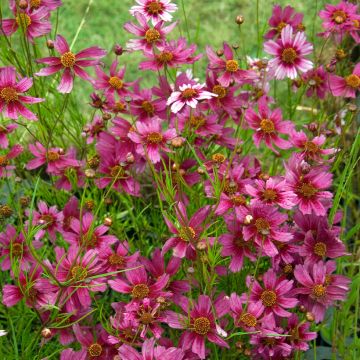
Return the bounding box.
[141,100,155,115]
[0,87,18,103]
[132,284,150,299]
[314,242,327,257]
[226,59,239,73]
[11,242,23,257]
[345,74,360,89]
[88,343,103,357]
[260,119,275,133]
[240,312,257,327]
[39,214,54,228]
[332,10,347,24]
[212,85,227,99]
[312,284,326,298]
[281,47,298,64]
[71,265,88,281]
[146,1,163,14]
[193,317,211,335]
[146,132,163,144]
[60,52,76,68]
[261,290,277,306]
[145,28,161,43]
[108,76,123,90]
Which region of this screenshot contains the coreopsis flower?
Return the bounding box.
[128,118,177,163]
[265,4,304,39]
[294,260,350,322]
[319,1,360,42]
[206,43,257,87]
[165,295,229,359]
[237,204,293,257]
[248,269,298,326]
[245,177,296,209]
[64,213,118,250]
[10,0,63,12]
[139,38,201,71]
[245,96,294,153]
[301,66,329,99]
[286,314,317,351]
[264,25,313,79]
[36,35,106,93]
[0,144,23,178]
[130,0,178,25]
[0,67,43,120]
[26,142,79,174]
[0,6,51,42]
[167,82,217,114]
[162,202,211,259]
[108,266,170,300]
[94,60,134,100]
[285,154,333,215]
[118,338,185,360]
[330,63,360,98]
[124,12,177,53]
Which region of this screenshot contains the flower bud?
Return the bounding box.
[235,15,245,25]
[41,328,52,339]
[102,112,111,121]
[306,312,315,322]
[171,137,185,148]
[335,48,346,60]
[216,49,224,57]
[187,267,195,274]
[20,196,30,208]
[85,169,96,179]
[113,44,123,56]
[85,200,95,211]
[104,217,112,227]
[197,167,205,175]
[244,214,253,225]
[244,348,252,356]
[308,122,318,133]
[232,44,239,50]
[0,205,13,218]
[347,103,357,112]
[46,40,54,49]
[19,0,28,9]
[104,197,113,205]
[126,152,135,164]
[299,305,307,313]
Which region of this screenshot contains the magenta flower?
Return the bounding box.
[294,260,350,322]
[0,67,43,120]
[118,338,185,360]
[285,154,333,215]
[26,142,79,174]
[0,144,23,178]
[128,118,177,163]
[245,177,296,209]
[36,35,106,93]
[237,204,293,257]
[206,43,257,87]
[64,212,118,250]
[124,12,177,53]
[165,295,229,359]
[302,66,329,99]
[0,6,51,42]
[248,269,298,325]
[108,266,170,300]
[245,96,294,153]
[94,60,133,100]
[167,82,217,113]
[0,123,17,148]
[330,63,360,98]
[130,0,178,25]
[264,25,313,79]
[265,5,304,39]
[163,202,211,259]
[286,314,317,351]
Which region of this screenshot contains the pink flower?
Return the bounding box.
[167,82,217,113]
[0,123,17,148]
[130,0,178,25]
[330,63,360,98]
[245,96,294,153]
[9,0,62,12]
[206,43,257,87]
[302,66,329,99]
[26,142,78,174]
[265,5,304,40]
[264,25,313,79]
[124,12,177,53]
[294,260,350,322]
[286,314,317,351]
[0,67,43,120]
[165,295,229,359]
[128,118,177,163]
[36,35,106,93]
[118,338,185,360]
[0,6,51,42]
[0,144,23,178]
[237,204,293,257]
[248,269,298,325]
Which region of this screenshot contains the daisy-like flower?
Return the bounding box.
[237,204,293,257]
[301,66,329,99]
[128,118,177,163]
[206,43,257,87]
[0,67,43,120]
[130,0,178,25]
[167,82,217,114]
[286,314,317,351]
[0,6,51,42]
[0,145,23,178]
[165,295,229,359]
[265,4,304,40]
[245,96,294,153]
[330,63,360,98]
[294,260,350,322]
[264,25,313,80]
[248,269,298,326]
[35,35,106,93]
[124,12,177,53]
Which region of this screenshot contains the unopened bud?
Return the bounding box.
[102,112,111,121]
[335,48,346,60]
[244,348,252,356]
[85,200,95,210]
[299,305,307,313]
[0,205,13,218]
[235,15,245,25]
[19,0,28,9]
[232,44,239,50]
[244,214,253,225]
[308,122,318,133]
[326,63,336,73]
[196,242,207,251]
[258,173,270,181]
[347,103,357,112]
[216,49,224,57]
[300,160,311,174]
[113,44,123,56]
[104,217,112,227]
[85,169,96,178]
[20,196,30,208]
[46,39,54,49]
[41,328,52,339]
[187,267,195,274]
[197,167,205,175]
[171,137,185,148]
[58,148,65,155]
[306,312,315,322]
[104,197,113,205]
[126,152,135,164]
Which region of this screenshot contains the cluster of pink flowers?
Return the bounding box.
[0,0,356,359]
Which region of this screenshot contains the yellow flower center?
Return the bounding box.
[182,88,197,99]
[0,155,9,167]
[108,254,125,266]
[71,265,88,281]
[332,10,347,24]
[30,0,42,8]
[281,48,298,64]
[255,218,270,235]
[193,317,211,335]
[240,312,257,327]
[226,59,239,73]
[146,1,163,14]
[260,119,275,133]
[189,115,206,128]
[276,21,287,33]
[312,284,326,298]
[11,243,23,257]
[212,153,226,163]
[224,180,238,195]
[131,284,150,299]
[145,28,161,43]
[345,74,360,89]
[60,52,76,68]
[178,226,196,242]
[0,87,18,103]
[16,13,31,28]
[141,100,155,115]
[283,263,293,274]
[157,51,173,64]
[314,242,327,257]
[298,182,317,198]
[262,189,277,201]
[140,312,154,325]
[212,85,227,99]
[108,76,123,90]
[88,343,103,357]
[110,165,126,178]
[304,141,319,153]
[231,194,246,206]
[146,132,163,144]
[261,290,277,306]
[47,151,60,162]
